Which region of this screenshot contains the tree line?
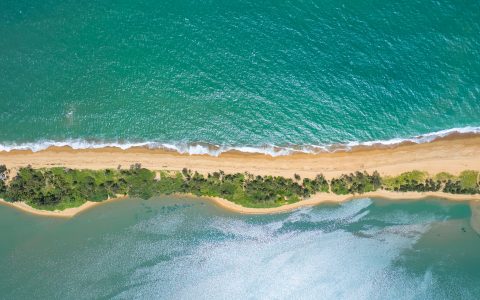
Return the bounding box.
[0,165,478,210]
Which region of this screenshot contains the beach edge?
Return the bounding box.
[2,191,480,218]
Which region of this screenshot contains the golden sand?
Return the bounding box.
[0,197,127,218]
[0,134,479,180]
[0,134,479,217]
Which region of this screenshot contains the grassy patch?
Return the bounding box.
[434,172,456,182]
[458,170,479,190]
[382,170,427,190]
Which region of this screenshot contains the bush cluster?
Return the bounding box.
[330,171,382,195]
[0,164,478,210]
[0,165,331,209]
[302,175,329,196]
[388,178,441,192]
[0,165,7,195]
[442,171,480,194]
[165,169,306,207]
[381,171,441,192]
[4,166,129,209]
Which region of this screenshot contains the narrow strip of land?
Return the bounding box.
[0,134,479,217]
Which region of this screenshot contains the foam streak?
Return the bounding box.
[0,126,479,156]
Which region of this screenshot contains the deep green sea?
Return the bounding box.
[1,198,480,299]
[1,0,480,154]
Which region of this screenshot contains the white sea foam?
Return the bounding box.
[0,126,479,156]
[344,126,480,147]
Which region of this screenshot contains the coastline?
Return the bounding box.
[207,190,480,214]
[0,196,127,218]
[1,127,479,155]
[0,133,479,180]
[2,191,480,218]
[0,199,103,218]
[0,133,479,217]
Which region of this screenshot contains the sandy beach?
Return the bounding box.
[0,134,479,180]
[1,134,479,217]
[208,190,480,214]
[0,199,102,218]
[0,196,127,218]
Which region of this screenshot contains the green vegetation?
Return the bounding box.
[381,170,440,192]
[443,170,480,194]
[302,175,329,196]
[434,172,456,182]
[458,170,479,189]
[0,164,478,210]
[0,165,327,210]
[0,165,7,195]
[330,171,382,195]
[382,170,427,191]
[3,166,124,210]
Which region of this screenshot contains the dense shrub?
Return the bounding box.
[0,165,7,196]
[382,171,441,192]
[121,166,156,199]
[1,165,479,210]
[302,175,329,196]
[1,166,331,209]
[443,170,479,194]
[4,167,124,208]
[6,166,48,204]
[434,172,456,182]
[331,171,382,195]
[458,170,479,191]
[173,170,307,207]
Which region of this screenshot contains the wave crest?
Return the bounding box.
[0,126,479,156]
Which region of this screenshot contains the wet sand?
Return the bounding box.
[0,134,479,217]
[0,134,479,180]
[2,190,480,217]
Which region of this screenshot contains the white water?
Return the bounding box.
[0,126,479,157]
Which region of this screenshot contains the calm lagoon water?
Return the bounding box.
[1,197,479,299]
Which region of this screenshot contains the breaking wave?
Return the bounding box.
[0,126,479,156]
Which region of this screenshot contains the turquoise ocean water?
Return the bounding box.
[1,0,480,155]
[1,197,480,299]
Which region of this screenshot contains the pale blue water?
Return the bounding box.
[1,0,480,154]
[1,197,480,299]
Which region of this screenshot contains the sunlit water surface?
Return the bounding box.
[1,197,480,299]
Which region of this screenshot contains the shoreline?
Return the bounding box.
[0,133,479,217]
[0,199,100,218]
[0,127,479,155]
[208,190,480,214]
[0,196,128,218]
[0,133,479,180]
[2,191,480,218]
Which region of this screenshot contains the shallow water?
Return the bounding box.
[1,0,480,153]
[1,197,479,299]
